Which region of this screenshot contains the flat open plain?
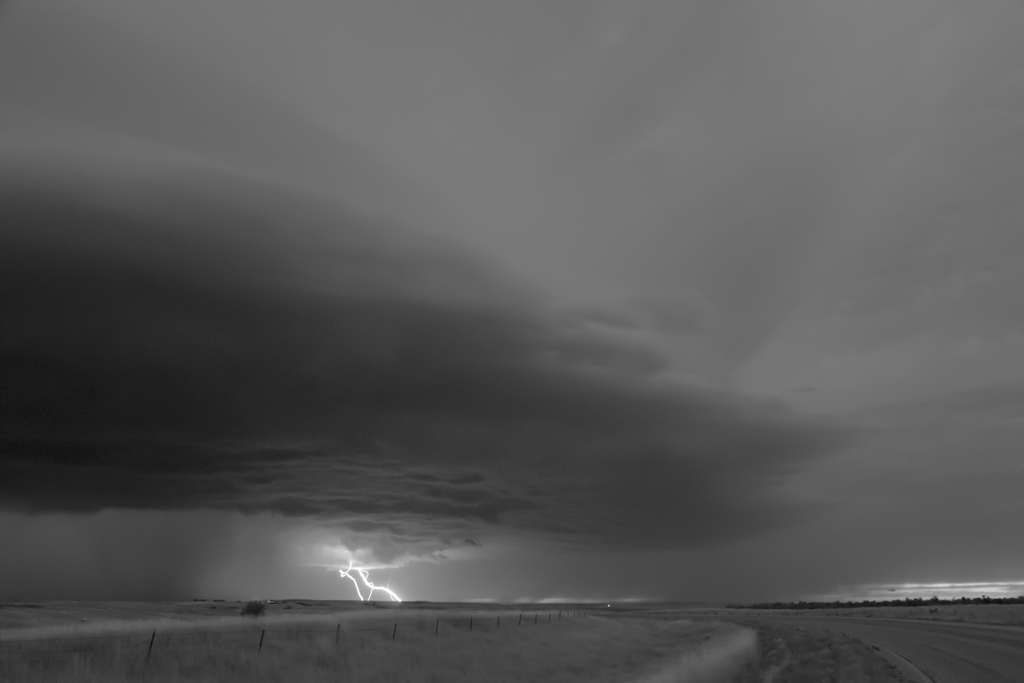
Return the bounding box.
[0,601,756,682]
[5,601,1018,681]
[750,615,1024,682]
[689,606,1024,682]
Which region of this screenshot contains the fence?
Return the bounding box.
[0,610,590,665]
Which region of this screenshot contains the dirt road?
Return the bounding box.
[749,615,1024,682]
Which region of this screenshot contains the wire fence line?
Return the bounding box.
[0,610,589,665]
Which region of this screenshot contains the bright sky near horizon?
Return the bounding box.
[1,0,1022,603]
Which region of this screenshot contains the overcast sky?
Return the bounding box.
[1,0,1022,603]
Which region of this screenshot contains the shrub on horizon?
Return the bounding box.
[241,600,266,617]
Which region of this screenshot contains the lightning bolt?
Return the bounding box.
[339,561,366,601]
[339,560,402,602]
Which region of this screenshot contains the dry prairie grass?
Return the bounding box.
[0,609,754,683]
[745,623,902,683]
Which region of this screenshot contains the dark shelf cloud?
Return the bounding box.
[2,0,1022,603]
[0,166,849,555]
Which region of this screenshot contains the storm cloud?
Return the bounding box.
[4,0,1021,603]
[0,162,847,551]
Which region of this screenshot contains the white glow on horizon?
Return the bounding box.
[527,595,649,604]
[809,580,1024,602]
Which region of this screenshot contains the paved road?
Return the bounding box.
[750,615,1024,682]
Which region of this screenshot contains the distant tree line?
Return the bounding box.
[733,595,1024,610]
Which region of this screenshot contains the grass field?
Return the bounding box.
[748,623,903,683]
[0,602,760,683]
[0,601,930,682]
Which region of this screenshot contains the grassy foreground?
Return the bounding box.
[1,601,921,682]
[748,623,903,683]
[0,608,754,683]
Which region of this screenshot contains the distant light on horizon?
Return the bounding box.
[533,596,651,604]
[808,581,1024,602]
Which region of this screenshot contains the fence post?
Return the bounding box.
[534,613,537,625]
[518,613,522,626]
[258,629,266,654]
[392,622,397,640]
[558,611,561,620]
[146,630,156,662]
[497,616,500,627]
[435,618,439,636]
